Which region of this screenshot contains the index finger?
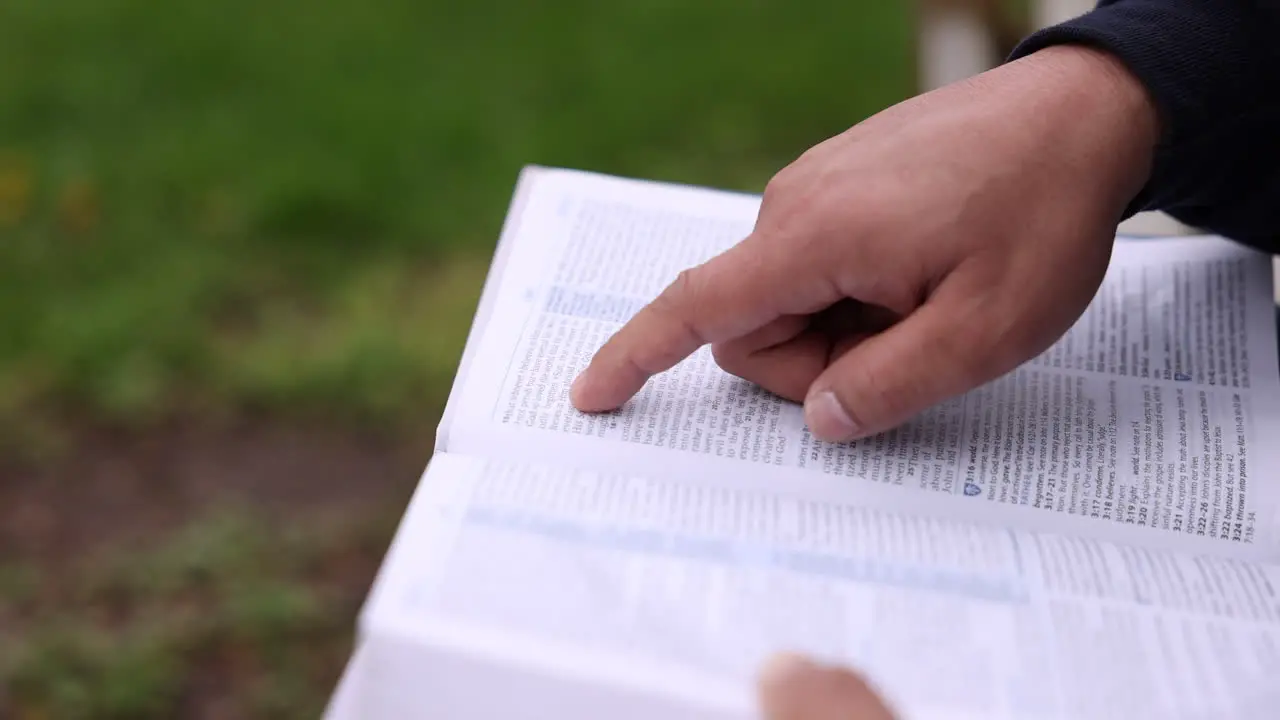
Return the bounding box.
[569,233,833,412]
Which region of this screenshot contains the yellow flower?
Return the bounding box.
[0,156,31,227]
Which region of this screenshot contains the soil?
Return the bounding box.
[0,417,431,566]
[0,415,435,718]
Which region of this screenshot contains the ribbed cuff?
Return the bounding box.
[1007,0,1270,217]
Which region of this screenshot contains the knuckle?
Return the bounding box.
[660,267,702,313]
[833,362,891,429]
[646,267,709,349]
[762,166,799,206]
[839,344,951,431]
[871,367,919,419]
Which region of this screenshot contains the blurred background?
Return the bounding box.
[0,1,1069,717]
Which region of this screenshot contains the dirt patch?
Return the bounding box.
[1,416,436,719]
[0,417,431,566]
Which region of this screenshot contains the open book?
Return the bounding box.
[325,167,1280,720]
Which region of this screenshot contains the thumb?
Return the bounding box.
[757,654,897,720]
[803,288,1017,442]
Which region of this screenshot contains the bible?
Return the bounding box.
[325,167,1280,719]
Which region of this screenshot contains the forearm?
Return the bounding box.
[1009,0,1280,249]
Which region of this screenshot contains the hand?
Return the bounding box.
[570,46,1158,441]
[757,654,896,720]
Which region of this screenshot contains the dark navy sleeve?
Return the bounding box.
[1008,1,1280,251]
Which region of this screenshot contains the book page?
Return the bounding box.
[365,454,1280,720]
[446,168,1280,559]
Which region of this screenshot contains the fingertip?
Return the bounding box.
[757,654,898,720]
[569,369,607,412]
[758,652,819,691]
[569,371,588,410]
[569,362,640,413]
[758,653,823,720]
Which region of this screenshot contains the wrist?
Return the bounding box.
[1007,45,1160,214]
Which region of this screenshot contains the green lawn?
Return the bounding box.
[0,0,912,427]
[0,0,913,716]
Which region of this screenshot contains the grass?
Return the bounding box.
[0,0,914,716]
[0,0,912,426]
[4,505,395,719]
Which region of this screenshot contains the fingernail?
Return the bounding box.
[758,653,819,688]
[805,391,858,441]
